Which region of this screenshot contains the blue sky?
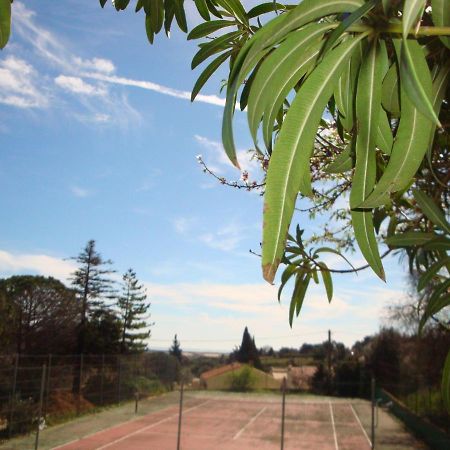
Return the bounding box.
[0,1,410,352]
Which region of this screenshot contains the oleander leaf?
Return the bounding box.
[262,36,365,283]
[188,20,236,40]
[385,231,437,246]
[278,264,298,302]
[424,237,450,251]
[432,0,450,49]
[215,0,248,25]
[382,63,400,115]
[412,189,450,234]
[192,51,231,101]
[0,0,11,49]
[376,109,393,155]
[419,279,450,332]
[442,350,450,411]
[324,144,353,173]
[402,0,426,38]
[223,0,365,168]
[145,14,155,43]
[418,257,450,291]
[248,23,331,142]
[194,0,210,21]
[173,0,188,33]
[400,37,440,125]
[150,0,164,33]
[192,31,240,69]
[318,262,333,302]
[248,2,286,18]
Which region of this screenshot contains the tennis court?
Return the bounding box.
[50,394,373,449]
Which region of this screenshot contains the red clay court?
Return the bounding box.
[52,395,374,450]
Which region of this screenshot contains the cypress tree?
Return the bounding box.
[118,268,152,353]
[169,334,182,362]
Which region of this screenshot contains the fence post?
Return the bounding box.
[100,354,105,406]
[34,364,47,450]
[371,376,375,450]
[135,392,139,414]
[281,377,286,450]
[177,379,184,450]
[8,353,19,439]
[118,357,122,403]
[44,354,52,418]
[77,354,84,415]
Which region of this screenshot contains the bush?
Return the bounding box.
[123,376,166,397]
[229,366,256,392]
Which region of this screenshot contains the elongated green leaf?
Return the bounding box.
[424,237,450,251]
[418,257,450,291]
[0,0,11,49]
[248,23,331,142]
[318,262,333,302]
[164,0,175,36]
[173,0,188,33]
[360,41,433,208]
[145,14,155,43]
[215,0,248,25]
[382,63,400,115]
[278,264,298,302]
[205,0,223,18]
[432,0,450,49]
[413,189,450,234]
[114,0,131,11]
[295,273,311,317]
[321,0,377,57]
[382,0,390,14]
[248,2,285,18]
[402,0,426,38]
[262,36,365,283]
[324,144,353,173]
[289,271,305,326]
[150,0,164,33]
[385,231,437,246]
[223,0,365,167]
[188,20,236,40]
[192,31,240,69]
[401,37,440,126]
[191,51,231,101]
[100,0,108,7]
[194,0,210,21]
[376,110,393,155]
[442,350,450,412]
[419,279,450,332]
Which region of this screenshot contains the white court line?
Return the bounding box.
[350,404,372,448]
[329,402,339,450]
[233,406,267,440]
[94,400,210,450]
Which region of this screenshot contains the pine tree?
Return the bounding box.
[118,268,152,353]
[70,240,116,355]
[236,326,262,370]
[169,334,182,362]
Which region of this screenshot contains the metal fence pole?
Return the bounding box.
[177,379,184,450]
[44,354,52,418]
[34,364,47,450]
[135,392,139,414]
[118,357,122,403]
[100,354,105,405]
[77,354,84,415]
[281,377,286,450]
[371,376,376,450]
[8,353,19,439]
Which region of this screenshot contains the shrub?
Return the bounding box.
[229,366,255,392]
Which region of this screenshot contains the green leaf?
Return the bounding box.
[188,20,236,40]
[442,350,450,412]
[223,0,365,168]
[385,231,437,246]
[205,0,223,18]
[318,262,333,302]
[262,36,366,283]
[191,51,231,101]
[402,0,426,38]
[412,189,450,234]
[400,38,441,126]
[359,41,433,209]
[145,14,155,43]
[173,0,188,33]
[324,144,353,173]
[248,23,331,143]
[114,0,131,11]
[419,279,450,332]
[164,0,175,36]
[100,0,108,8]
[192,31,240,69]
[376,109,393,155]
[248,3,286,19]
[432,0,450,49]
[314,247,356,271]
[194,0,210,21]
[350,39,385,279]
[381,63,400,116]
[418,257,450,291]
[382,0,391,14]
[150,0,164,34]
[423,237,450,251]
[289,272,311,326]
[215,0,248,26]
[321,0,377,57]
[0,0,11,49]
[278,264,298,302]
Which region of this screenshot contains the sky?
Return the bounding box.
[0,1,411,352]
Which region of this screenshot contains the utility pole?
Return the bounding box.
[327,330,332,394]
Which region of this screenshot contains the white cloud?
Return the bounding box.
[83,72,225,107]
[0,56,49,108]
[0,249,76,281]
[173,217,197,234]
[70,185,90,198]
[199,222,245,252]
[55,75,107,97]
[73,57,116,74]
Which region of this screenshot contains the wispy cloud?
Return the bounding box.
[55,75,107,97]
[0,56,49,108]
[199,222,246,252]
[70,185,90,198]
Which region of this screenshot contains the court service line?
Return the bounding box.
[95,400,210,450]
[349,404,372,448]
[328,402,339,450]
[233,406,267,440]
